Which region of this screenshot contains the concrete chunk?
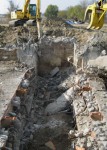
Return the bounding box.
[50,67,59,77]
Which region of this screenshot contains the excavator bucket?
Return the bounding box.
[84,3,106,29]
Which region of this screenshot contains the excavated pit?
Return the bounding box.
[19,36,77,150]
[1,24,107,150]
[0,34,78,150]
[23,73,76,150]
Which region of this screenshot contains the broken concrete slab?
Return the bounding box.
[45,86,77,115]
[88,56,107,70]
[0,66,26,122]
[50,67,59,77]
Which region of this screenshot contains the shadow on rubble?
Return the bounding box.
[22,66,77,150]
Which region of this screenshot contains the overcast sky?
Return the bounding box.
[0,0,81,14]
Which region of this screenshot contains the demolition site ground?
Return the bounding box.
[0,19,107,150]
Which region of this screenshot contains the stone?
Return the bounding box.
[21,79,30,88]
[75,146,85,150]
[75,132,83,138]
[99,136,107,141]
[94,128,102,135]
[68,130,75,138]
[101,141,107,148]
[45,87,75,115]
[83,128,90,136]
[50,67,59,77]
[45,141,56,150]
[88,107,95,112]
[0,134,8,148]
[103,94,107,98]
[101,50,106,56]
[12,96,21,109]
[87,103,92,108]
[87,142,92,147]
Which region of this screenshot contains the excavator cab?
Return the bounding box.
[84,0,107,29]
[28,4,36,18]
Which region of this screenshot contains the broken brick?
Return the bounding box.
[90,112,103,121]
[82,86,92,91]
[16,88,28,96]
[75,146,85,150]
[91,131,96,139]
[1,116,16,128]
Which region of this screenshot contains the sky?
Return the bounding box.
[0,0,81,14]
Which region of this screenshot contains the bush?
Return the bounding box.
[45,5,59,19]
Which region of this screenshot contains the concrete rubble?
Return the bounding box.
[0,20,107,150]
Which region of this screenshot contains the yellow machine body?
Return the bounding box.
[11,10,36,20]
[84,0,107,29]
[10,0,37,20]
[9,0,41,38]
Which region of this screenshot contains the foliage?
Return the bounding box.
[58,10,67,19]
[45,5,59,19]
[66,5,85,20]
[44,0,97,21]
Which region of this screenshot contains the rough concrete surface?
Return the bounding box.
[0,61,26,120]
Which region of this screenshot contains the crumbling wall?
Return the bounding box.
[79,32,107,65]
[38,36,75,74]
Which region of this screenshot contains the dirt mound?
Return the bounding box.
[42,18,71,28]
[0,26,38,48]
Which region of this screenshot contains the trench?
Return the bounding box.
[22,68,76,150]
[1,36,77,150]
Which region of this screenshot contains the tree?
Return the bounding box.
[66,5,85,20]
[7,0,19,17]
[58,10,67,19]
[45,5,59,19]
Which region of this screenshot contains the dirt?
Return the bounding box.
[0,19,96,48]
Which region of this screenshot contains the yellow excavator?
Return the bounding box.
[84,0,107,29]
[9,0,41,38]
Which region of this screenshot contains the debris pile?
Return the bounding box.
[1,19,107,150]
[68,72,107,150]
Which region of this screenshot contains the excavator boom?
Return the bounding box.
[23,0,30,17]
[84,0,107,29]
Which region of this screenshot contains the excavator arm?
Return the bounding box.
[23,0,41,38]
[23,0,30,18]
[84,0,107,29]
[36,0,41,38]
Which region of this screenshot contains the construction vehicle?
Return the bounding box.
[9,0,41,38]
[84,0,107,29]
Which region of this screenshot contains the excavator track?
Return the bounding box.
[9,19,28,27]
[26,20,36,26]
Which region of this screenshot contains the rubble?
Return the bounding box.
[1,19,107,150]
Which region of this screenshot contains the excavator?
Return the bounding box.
[84,0,107,29]
[9,0,41,38]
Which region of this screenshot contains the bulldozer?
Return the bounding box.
[9,0,41,38]
[84,0,107,29]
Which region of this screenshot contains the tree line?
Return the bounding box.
[45,0,96,21]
